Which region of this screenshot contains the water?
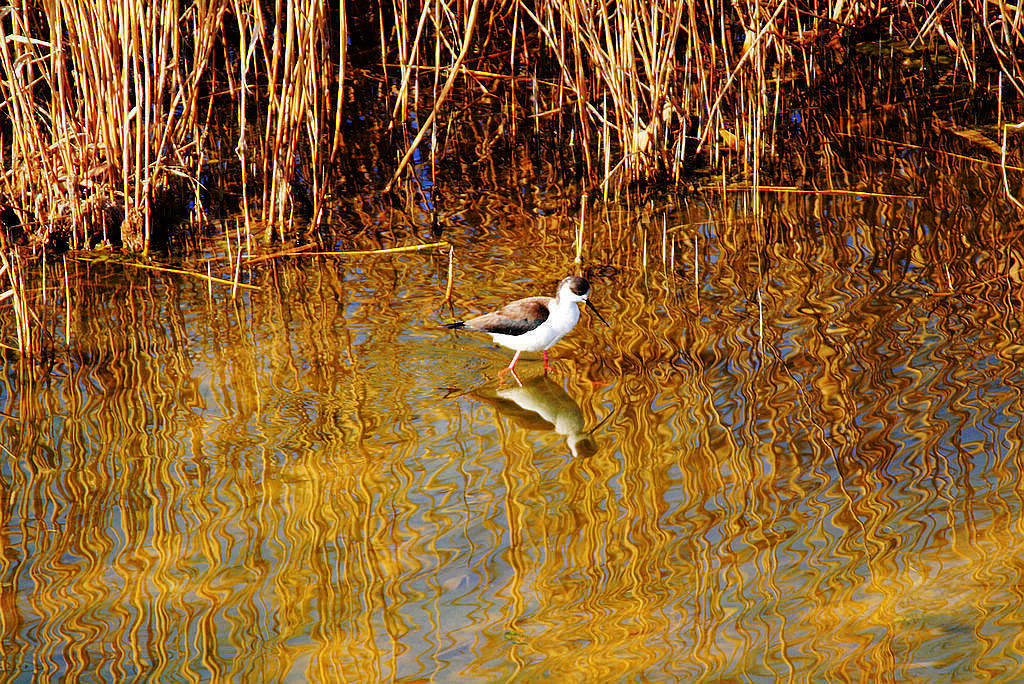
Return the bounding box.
[3,169,1024,680]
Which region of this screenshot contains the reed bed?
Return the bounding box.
[1,0,1020,244]
[0,0,1022,354]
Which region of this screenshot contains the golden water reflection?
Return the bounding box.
[3,176,1024,680]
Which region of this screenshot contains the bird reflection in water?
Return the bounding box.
[473,373,598,457]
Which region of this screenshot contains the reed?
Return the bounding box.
[1,0,1019,245]
[0,0,1021,356]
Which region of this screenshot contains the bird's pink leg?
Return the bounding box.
[543,350,551,373]
[496,350,524,386]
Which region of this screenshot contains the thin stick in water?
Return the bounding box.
[63,256,70,346]
[444,244,455,305]
[576,193,587,264]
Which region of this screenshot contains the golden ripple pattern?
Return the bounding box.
[2,167,1024,679]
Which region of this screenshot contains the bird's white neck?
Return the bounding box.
[549,294,581,332]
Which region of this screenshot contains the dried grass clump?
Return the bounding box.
[2,2,209,250]
[0,0,344,253]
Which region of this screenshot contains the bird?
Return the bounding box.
[444,276,610,385]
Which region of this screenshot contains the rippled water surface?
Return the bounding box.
[4,172,1024,681]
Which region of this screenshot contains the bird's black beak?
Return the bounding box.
[586,300,611,327]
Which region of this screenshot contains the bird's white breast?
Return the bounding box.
[489,300,580,352]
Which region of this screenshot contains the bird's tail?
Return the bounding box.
[442,321,465,329]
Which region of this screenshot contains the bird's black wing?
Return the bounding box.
[459,297,550,336]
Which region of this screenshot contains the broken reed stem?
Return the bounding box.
[720,185,924,199]
[837,132,1024,173]
[232,222,245,300]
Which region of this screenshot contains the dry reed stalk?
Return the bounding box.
[331,1,350,161]
[388,0,434,126]
[231,0,257,251]
[231,229,245,299]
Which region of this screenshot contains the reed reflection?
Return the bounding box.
[4,150,1024,680]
